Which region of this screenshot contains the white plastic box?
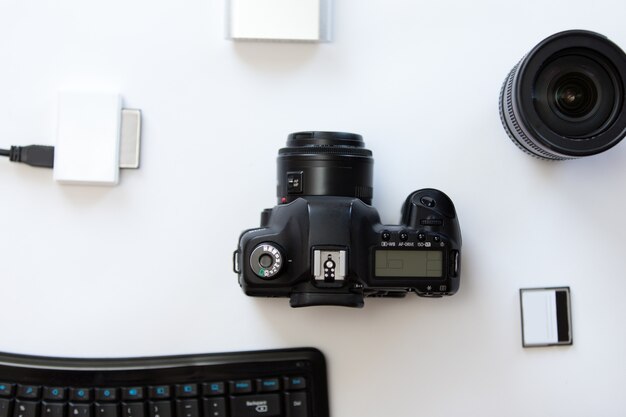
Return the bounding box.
[227,0,332,42]
[54,92,122,186]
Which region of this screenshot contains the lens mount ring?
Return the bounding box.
[500,30,626,159]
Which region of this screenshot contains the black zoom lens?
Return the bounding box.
[500,30,626,159]
[277,131,374,204]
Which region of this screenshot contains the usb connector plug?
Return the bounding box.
[7,145,55,168]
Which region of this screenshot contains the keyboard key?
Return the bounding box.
[69,389,92,402]
[16,386,39,400]
[42,387,65,401]
[0,385,13,398]
[121,388,143,401]
[13,401,38,417]
[94,404,118,417]
[230,380,252,394]
[121,403,144,417]
[284,376,306,390]
[202,382,224,397]
[41,402,65,417]
[148,402,171,417]
[0,399,11,417]
[257,378,280,392]
[175,400,198,417]
[148,387,170,399]
[285,392,308,417]
[95,389,117,402]
[69,404,91,417]
[202,398,226,417]
[175,384,197,398]
[230,394,280,417]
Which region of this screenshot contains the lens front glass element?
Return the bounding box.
[553,72,598,118]
[533,53,618,139]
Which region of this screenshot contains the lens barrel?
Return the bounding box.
[277,131,374,204]
[500,30,626,159]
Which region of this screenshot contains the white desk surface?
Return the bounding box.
[1,1,625,416]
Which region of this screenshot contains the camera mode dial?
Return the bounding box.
[250,243,284,279]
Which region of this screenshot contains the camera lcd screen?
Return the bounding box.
[375,250,443,278]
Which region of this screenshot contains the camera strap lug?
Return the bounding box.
[233,250,241,274]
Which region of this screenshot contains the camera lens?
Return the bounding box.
[277,131,374,204]
[500,30,626,159]
[553,73,596,117]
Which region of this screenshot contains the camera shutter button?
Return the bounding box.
[420,196,436,207]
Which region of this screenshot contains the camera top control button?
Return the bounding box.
[399,231,409,241]
[286,171,303,194]
[433,236,440,243]
[259,254,273,268]
[381,230,391,241]
[250,244,284,279]
[420,196,436,208]
[417,233,425,241]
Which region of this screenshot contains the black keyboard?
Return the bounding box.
[0,348,329,417]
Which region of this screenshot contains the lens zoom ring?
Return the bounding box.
[499,61,571,160]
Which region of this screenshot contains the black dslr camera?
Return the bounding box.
[233,132,462,308]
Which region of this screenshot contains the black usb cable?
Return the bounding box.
[0,145,55,168]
